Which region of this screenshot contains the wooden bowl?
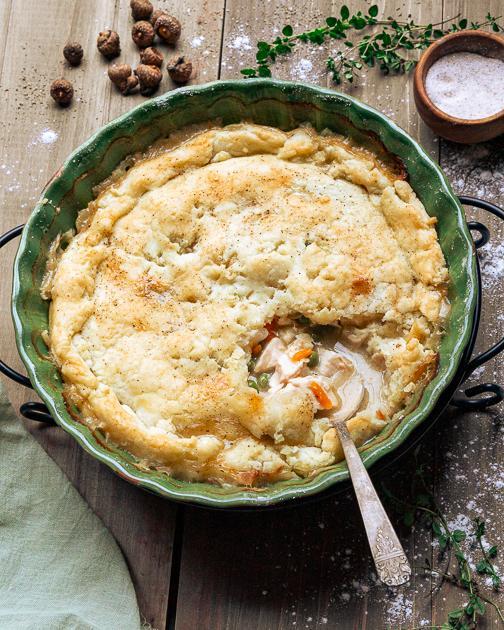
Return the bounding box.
[414,30,504,143]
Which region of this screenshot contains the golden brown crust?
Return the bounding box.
[46,124,449,486]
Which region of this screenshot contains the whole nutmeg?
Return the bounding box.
[154,14,181,44]
[132,20,155,48]
[50,78,74,106]
[107,64,139,95]
[167,55,192,84]
[139,46,163,67]
[130,0,153,21]
[97,29,121,59]
[150,8,167,26]
[63,41,83,66]
[108,63,132,86]
[121,74,140,95]
[134,64,162,95]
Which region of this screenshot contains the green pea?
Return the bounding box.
[247,358,257,372]
[297,315,311,326]
[307,350,319,368]
[247,378,259,392]
[257,373,270,390]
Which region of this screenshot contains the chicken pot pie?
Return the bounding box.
[44,123,449,487]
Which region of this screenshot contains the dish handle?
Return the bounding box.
[451,196,504,410]
[0,225,55,425]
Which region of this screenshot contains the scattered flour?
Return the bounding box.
[229,33,252,51]
[447,513,473,537]
[31,128,59,146]
[290,59,313,81]
[479,241,504,290]
[469,365,485,380]
[441,142,504,198]
[385,592,414,626]
[191,35,205,48]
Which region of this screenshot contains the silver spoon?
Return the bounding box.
[332,415,412,586]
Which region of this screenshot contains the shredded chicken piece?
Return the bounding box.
[252,328,375,423]
[254,336,307,385]
[329,373,365,423]
[317,348,352,378]
[253,337,286,373]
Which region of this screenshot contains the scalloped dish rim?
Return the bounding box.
[11,79,477,507]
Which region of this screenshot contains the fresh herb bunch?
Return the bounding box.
[382,457,503,630]
[240,6,504,84]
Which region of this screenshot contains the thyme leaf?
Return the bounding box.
[240,7,504,85]
[381,450,503,629]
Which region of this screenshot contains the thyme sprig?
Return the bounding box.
[382,456,503,629]
[240,6,504,84]
[474,518,501,591]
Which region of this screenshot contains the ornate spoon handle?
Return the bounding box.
[334,420,411,586]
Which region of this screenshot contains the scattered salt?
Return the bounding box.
[425,52,504,120]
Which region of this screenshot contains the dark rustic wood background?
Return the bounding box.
[0,1,502,628]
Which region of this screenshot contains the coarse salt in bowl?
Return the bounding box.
[425,51,504,121]
[413,30,504,143]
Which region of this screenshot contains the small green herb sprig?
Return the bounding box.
[382,457,503,630]
[474,518,501,591]
[241,6,504,85]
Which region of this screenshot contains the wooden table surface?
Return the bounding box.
[1,1,503,628]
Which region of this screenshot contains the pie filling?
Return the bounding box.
[44,123,449,487]
[247,318,383,424]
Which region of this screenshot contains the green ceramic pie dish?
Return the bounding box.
[10,79,477,508]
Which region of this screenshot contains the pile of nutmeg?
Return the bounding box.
[50,0,192,107]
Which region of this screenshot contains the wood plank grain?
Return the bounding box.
[432,2,504,626]
[0,1,13,74]
[174,2,443,629]
[0,2,180,626]
[432,153,504,629]
[175,459,441,630]
[2,1,502,629]
[109,0,224,121]
[218,0,440,158]
[0,1,218,626]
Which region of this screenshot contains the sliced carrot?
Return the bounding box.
[309,381,333,410]
[291,348,313,362]
[251,344,262,356]
[376,409,386,420]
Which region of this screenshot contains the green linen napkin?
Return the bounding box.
[0,382,142,630]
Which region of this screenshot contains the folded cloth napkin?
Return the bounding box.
[0,382,141,630]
